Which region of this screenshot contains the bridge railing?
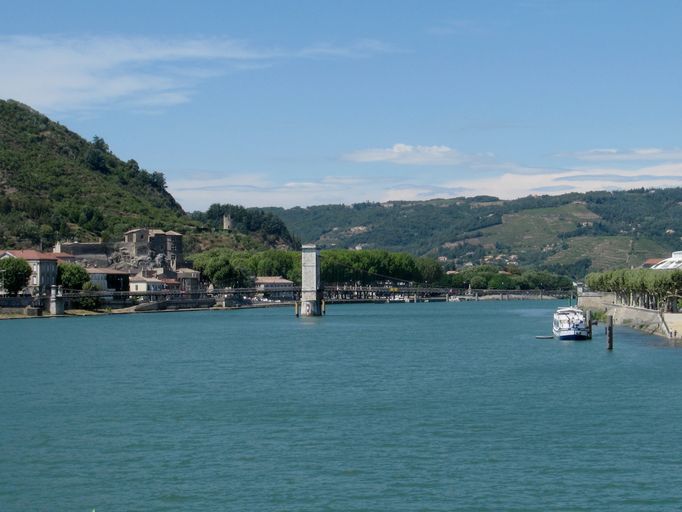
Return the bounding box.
[54,285,573,302]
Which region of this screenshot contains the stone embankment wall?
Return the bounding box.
[0,297,37,316]
[134,298,215,312]
[578,292,676,338]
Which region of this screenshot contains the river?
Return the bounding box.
[1,301,681,510]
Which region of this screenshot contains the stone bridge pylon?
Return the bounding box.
[298,244,323,317]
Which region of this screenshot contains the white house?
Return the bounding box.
[255,276,295,300]
[0,249,58,295]
[129,274,164,293]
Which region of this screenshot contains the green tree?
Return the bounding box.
[92,136,110,153]
[0,257,32,295]
[149,171,167,190]
[488,274,515,290]
[469,275,488,289]
[57,263,90,290]
[415,257,443,284]
[78,281,101,310]
[85,147,107,172]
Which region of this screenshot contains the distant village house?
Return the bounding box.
[255,276,295,300]
[86,267,130,292]
[0,250,58,295]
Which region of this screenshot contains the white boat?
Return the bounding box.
[553,307,590,340]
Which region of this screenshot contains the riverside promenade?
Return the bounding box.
[578,291,682,340]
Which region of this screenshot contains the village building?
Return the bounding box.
[159,277,181,291]
[152,266,202,292]
[85,267,131,292]
[0,249,58,295]
[52,241,109,267]
[177,268,201,291]
[642,257,665,269]
[255,276,295,300]
[129,274,164,293]
[122,228,183,270]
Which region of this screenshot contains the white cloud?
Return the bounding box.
[298,39,395,58]
[379,185,470,202]
[168,171,470,209]
[427,19,485,37]
[168,161,682,210]
[0,35,392,113]
[344,143,472,166]
[168,173,381,209]
[444,162,682,199]
[564,147,682,162]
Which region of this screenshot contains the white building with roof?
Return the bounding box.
[0,249,58,294]
[129,274,164,293]
[255,276,295,299]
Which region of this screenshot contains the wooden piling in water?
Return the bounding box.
[586,310,592,339]
[607,315,613,350]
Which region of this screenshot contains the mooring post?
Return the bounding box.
[294,301,299,317]
[607,315,614,350]
[586,310,592,339]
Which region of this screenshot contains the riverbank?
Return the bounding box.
[1,292,567,321]
[0,301,295,320]
[578,292,681,340]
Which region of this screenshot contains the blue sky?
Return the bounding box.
[2,0,682,210]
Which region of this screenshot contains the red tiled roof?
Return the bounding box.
[1,249,58,261]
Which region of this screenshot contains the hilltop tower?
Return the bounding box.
[222,214,233,231]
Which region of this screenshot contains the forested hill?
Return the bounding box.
[0,100,297,251]
[0,99,188,247]
[266,189,682,276]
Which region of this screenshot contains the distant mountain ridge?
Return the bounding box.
[265,189,682,276]
[0,100,297,252]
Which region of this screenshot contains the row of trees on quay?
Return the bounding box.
[188,248,574,290]
[444,265,573,291]
[585,269,682,311]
